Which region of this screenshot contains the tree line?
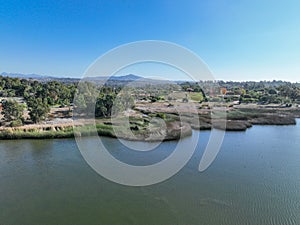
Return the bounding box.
[0,76,77,126]
[0,76,135,126]
[180,80,300,104]
[1,75,300,127]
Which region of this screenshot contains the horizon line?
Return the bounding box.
[1,71,299,83]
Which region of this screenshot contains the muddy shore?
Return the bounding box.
[134,103,300,131]
[0,104,299,141]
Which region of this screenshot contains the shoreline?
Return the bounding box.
[1,104,300,141]
[0,120,192,141]
[0,122,297,141]
[0,115,298,141]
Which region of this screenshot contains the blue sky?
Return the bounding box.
[1,0,300,81]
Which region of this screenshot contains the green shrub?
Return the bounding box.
[10,119,23,127]
[155,112,166,120]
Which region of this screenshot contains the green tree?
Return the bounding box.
[95,93,116,117]
[27,97,50,123]
[74,82,98,115]
[1,100,24,122]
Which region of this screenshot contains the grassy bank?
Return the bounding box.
[0,128,75,139]
[0,118,190,141]
[1,105,299,140]
[0,124,116,140]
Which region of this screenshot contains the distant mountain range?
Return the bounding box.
[110,74,142,81]
[84,74,145,81]
[0,72,147,82]
[0,72,172,84]
[1,72,55,79]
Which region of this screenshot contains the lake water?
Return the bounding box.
[0,121,300,225]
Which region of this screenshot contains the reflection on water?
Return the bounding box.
[0,121,300,225]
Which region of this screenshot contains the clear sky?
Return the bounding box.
[1,0,300,81]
